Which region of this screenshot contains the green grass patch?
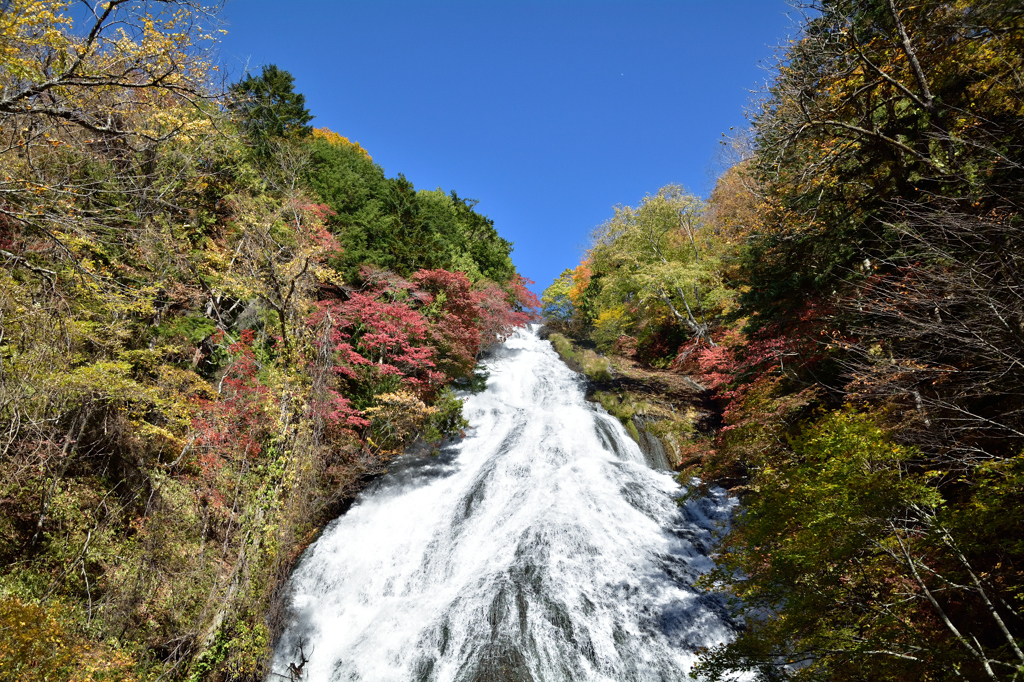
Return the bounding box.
[548,333,577,362]
[593,391,636,422]
[626,418,641,442]
[578,350,613,381]
[548,333,613,381]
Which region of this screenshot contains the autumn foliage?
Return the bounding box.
[543,2,1024,678]
[0,3,535,681]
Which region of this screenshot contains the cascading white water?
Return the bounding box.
[270,325,736,682]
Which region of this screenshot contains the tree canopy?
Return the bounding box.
[306,131,515,283]
[229,63,314,155]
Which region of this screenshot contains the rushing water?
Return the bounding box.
[270,326,736,682]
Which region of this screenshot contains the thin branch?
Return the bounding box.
[885,0,935,112]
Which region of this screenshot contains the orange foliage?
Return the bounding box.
[706,161,764,240]
[568,261,591,305]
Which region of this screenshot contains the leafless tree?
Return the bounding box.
[845,203,1024,468]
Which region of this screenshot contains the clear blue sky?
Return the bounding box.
[217,1,797,294]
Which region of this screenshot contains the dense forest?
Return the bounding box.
[543,0,1024,679]
[0,2,537,680]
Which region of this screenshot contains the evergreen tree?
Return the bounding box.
[229,64,313,155]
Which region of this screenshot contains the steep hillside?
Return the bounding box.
[544,2,1024,678]
[0,4,536,680]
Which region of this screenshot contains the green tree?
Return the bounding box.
[692,6,1024,676]
[541,268,577,326]
[230,64,313,155]
[696,410,1024,681]
[587,185,734,345]
[740,0,1024,326]
[305,132,514,284]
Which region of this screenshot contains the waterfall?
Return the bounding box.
[270,325,736,681]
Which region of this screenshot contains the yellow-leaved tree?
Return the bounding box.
[0,0,220,276]
[587,185,737,346]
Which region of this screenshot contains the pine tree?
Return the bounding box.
[229,63,313,155]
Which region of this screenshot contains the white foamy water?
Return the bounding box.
[270,325,736,681]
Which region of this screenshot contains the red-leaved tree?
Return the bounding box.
[413,269,481,382]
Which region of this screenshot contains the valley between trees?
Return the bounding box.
[542,1,1024,679]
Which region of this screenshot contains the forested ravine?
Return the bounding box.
[270,326,735,681]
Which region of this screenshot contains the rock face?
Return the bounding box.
[541,329,715,472]
[632,415,673,471]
